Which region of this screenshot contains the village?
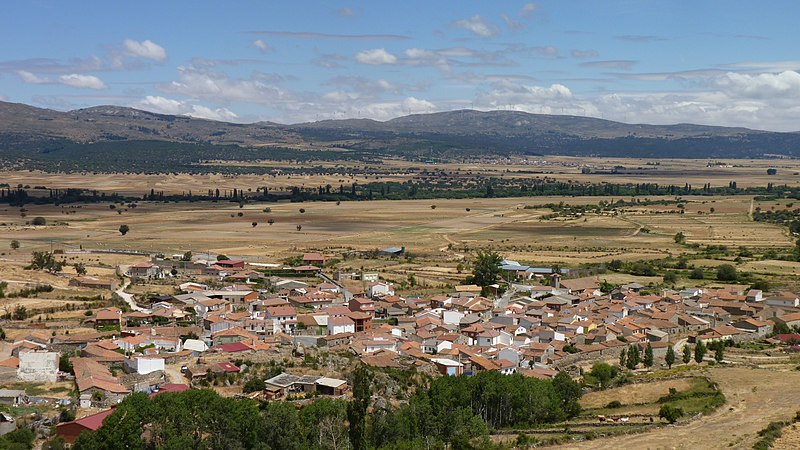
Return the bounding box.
[0,246,799,445]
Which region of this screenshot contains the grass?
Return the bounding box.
[753,412,800,450]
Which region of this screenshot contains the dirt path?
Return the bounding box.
[561,366,800,449]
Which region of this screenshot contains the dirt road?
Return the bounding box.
[562,366,800,450]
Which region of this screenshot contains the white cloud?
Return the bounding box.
[123,39,167,62]
[252,39,271,54]
[136,95,238,121]
[162,67,290,105]
[501,14,524,30]
[355,48,397,65]
[17,70,50,84]
[520,3,538,16]
[402,96,435,113]
[714,70,800,100]
[58,74,107,89]
[477,82,573,110]
[454,15,498,38]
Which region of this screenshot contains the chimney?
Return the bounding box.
[550,273,561,289]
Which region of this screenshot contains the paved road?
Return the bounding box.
[114,275,151,313]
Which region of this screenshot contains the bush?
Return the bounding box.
[659,404,684,423]
[716,264,738,281]
[31,216,46,226]
[606,400,622,409]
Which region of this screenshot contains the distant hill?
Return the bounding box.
[1,101,800,171]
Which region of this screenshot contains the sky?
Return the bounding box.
[2,1,800,131]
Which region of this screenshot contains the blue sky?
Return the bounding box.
[2,1,800,130]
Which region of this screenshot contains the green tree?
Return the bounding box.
[714,343,725,363]
[674,232,686,244]
[716,264,738,281]
[10,240,19,251]
[31,216,46,226]
[348,366,371,450]
[665,345,676,369]
[689,267,705,279]
[243,377,266,393]
[588,362,616,389]
[74,263,87,276]
[619,348,627,368]
[663,271,678,284]
[216,254,229,261]
[26,251,64,273]
[118,224,130,236]
[626,345,640,370]
[468,250,502,296]
[659,404,684,424]
[181,251,192,261]
[682,345,692,364]
[644,342,654,367]
[552,371,582,417]
[694,341,707,363]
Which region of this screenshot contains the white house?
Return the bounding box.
[368,282,394,299]
[442,310,465,326]
[328,316,355,335]
[126,357,164,375]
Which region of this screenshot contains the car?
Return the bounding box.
[180,365,187,373]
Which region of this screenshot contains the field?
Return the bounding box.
[561,366,800,449]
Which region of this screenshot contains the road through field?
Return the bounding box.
[561,366,800,450]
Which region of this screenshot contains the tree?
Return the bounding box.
[714,343,724,363]
[767,168,777,175]
[674,232,686,244]
[296,224,302,231]
[468,250,502,296]
[689,267,705,279]
[663,271,678,284]
[682,345,692,364]
[659,404,684,424]
[181,251,192,261]
[694,341,707,363]
[27,251,64,273]
[665,346,676,369]
[299,208,306,213]
[251,221,258,227]
[74,263,87,275]
[716,264,738,281]
[619,348,627,368]
[552,371,582,417]
[268,218,275,225]
[430,205,436,209]
[118,224,130,236]
[348,366,371,450]
[216,254,229,261]
[644,343,654,367]
[9,240,19,250]
[243,377,266,393]
[626,345,640,370]
[589,362,616,389]
[31,216,46,226]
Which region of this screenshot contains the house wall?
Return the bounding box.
[135,357,165,375]
[17,351,58,382]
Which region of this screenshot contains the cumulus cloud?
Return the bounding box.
[476,82,573,110]
[355,48,397,65]
[714,71,800,99]
[251,39,271,54]
[453,15,498,38]
[58,74,107,89]
[122,39,167,61]
[17,70,50,84]
[136,95,238,121]
[160,67,291,107]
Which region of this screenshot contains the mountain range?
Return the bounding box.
[1,100,799,168]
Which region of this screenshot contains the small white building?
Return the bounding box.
[328,316,356,335]
[17,351,58,382]
[126,357,165,375]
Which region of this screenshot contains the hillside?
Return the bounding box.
[1,100,800,172]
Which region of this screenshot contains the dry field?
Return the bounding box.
[563,366,800,450]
